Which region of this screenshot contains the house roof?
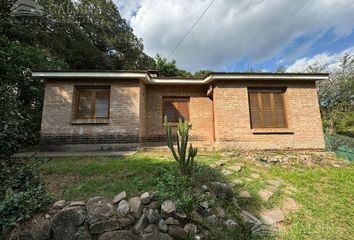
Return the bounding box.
[31,70,329,85]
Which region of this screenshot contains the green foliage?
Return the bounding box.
[0,158,52,228]
[335,111,354,136]
[325,134,354,161]
[153,164,224,213]
[164,116,198,175]
[194,69,212,77]
[155,55,193,77]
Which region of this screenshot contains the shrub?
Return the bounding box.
[0,157,52,229]
[325,134,354,161]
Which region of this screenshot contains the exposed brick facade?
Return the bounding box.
[40,77,324,150]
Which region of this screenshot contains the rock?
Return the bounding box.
[73,226,91,240]
[267,180,282,187]
[200,200,209,209]
[129,197,143,219]
[239,191,251,198]
[173,212,187,223]
[45,214,51,219]
[214,206,225,218]
[229,164,242,172]
[113,191,127,204]
[165,217,180,225]
[258,189,273,202]
[206,214,217,224]
[232,198,241,210]
[194,235,201,240]
[161,200,176,216]
[158,232,173,240]
[88,219,118,234]
[209,182,233,199]
[222,169,232,175]
[260,208,285,224]
[143,224,156,233]
[148,201,158,209]
[147,208,159,224]
[168,225,188,240]
[240,210,262,226]
[224,219,237,229]
[201,185,208,192]
[30,219,51,240]
[133,213,148,233]
[70,201,86,207]
[282,198,299,214]
[158,219,168,233]
[183,223,198,235]
[190,211,203,222]
[117,199,130,217]
[51,207,86,240]
[141,192,152,204]
[86,197,114,223]
[52,200,66,210]
[250,173,260,179]
[139,225,158,240]
[97,230,133,240]
[10,232,34,240]
[117,214,135,227]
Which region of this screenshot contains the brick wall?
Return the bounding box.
[213,80,325,150]
[40,79,142,145]
[144,85,214,143]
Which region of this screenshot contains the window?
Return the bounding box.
[248,88,287,128]
[75,87,110,119]
[163,97,190,123]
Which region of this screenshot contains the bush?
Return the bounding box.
[153,164,225,213]
[325,134,354,161]
[0,157,52,228]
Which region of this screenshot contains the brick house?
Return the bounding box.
[32,70,328,151]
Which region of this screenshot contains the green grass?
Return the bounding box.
[38,151,354,240]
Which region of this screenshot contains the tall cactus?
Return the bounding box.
[164,116,198,175]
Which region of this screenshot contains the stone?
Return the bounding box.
[70,201,86,207]
[30,219,51,240]
[165,217,180,225]
[161,200,176,216]
[133,213,148,233]
[45,214,51,219]
[214,206,225,218]
[141,192,152,204]
[224,219,237,229]
[229,164,242,172]
[240,210,262,226]
[222,169,232,176]
[117,215,135,227]
[140,225,158,240]
[158,232,173,240]
[88,219,118,234]
[232,179,243,185]
[260,208,285,224]
[250,173,260,179]
[239,191,251,198]
[232,198,241,210]
[73,226,91,240]
[113,191,127,204]
[209,181,234,199]
[200,200,209,209]
[117,199,130,217]
[148,201,158,209]
[206,214,217,224]
[158,219,168,233]
[86,197,114,223]
[11,232,34,240]
[168,225,188,240]
[258,189,273,202]
[281,198,299,214]
[147,208,160,224]
[267,180,282,187]
[51,207,86,240]
[183,223,198,235]
[201,185,208,192]
[52,200,66,210]
[190,211,203,222]
[173,212,187,223]
[97,230,133,240]
[128,197,143,219]
[143,224,157,233]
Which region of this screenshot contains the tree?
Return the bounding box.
[194,69,212,77]
[155,54,192,77]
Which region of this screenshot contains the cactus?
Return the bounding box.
[164,116,198,175]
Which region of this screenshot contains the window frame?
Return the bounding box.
[248,87,288,129]
[162,97,190,123]
[74,86,111,120]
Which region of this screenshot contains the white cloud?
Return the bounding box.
[286,46,354,72]
[117,0,354,72]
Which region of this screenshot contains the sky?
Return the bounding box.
[114,0,354,73]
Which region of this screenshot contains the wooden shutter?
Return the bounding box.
[163,97,190,122]
[248,88,287,128]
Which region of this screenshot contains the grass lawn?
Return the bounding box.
[38,151,353,240]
